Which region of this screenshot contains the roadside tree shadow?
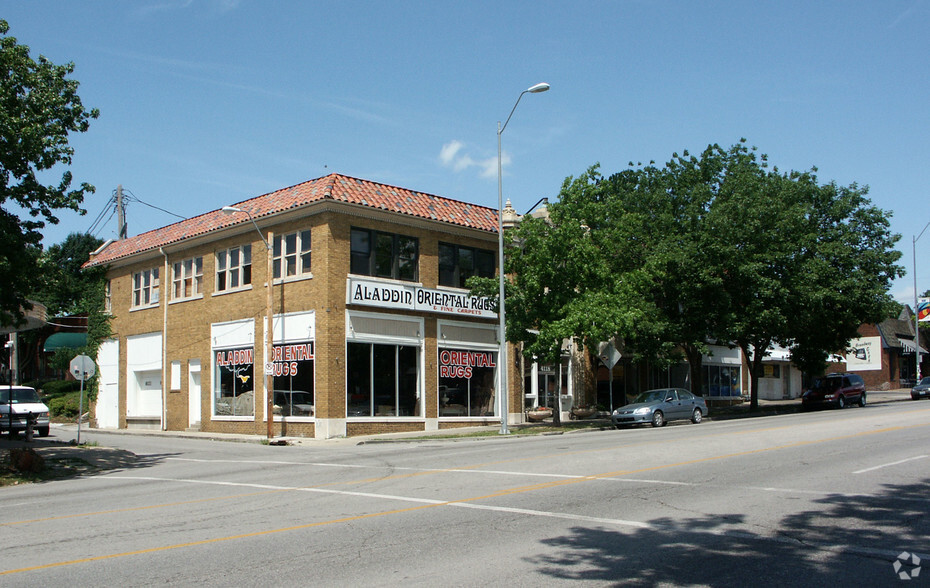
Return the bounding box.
[1,435,180,482]
[523,478,929,586]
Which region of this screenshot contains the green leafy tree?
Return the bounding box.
[33,232,104,316]
[482,149,730,404]
[704,142,903,408]
[0,19,99,328]
[481,140,904,413]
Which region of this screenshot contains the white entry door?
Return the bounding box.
[188,360,201,427]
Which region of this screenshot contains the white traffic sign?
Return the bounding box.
[598,342,622,369]
[70,354,96,381]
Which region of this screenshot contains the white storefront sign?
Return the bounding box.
[346,278,496,319]
[845,336,882,371]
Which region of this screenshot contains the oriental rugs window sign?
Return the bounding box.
[346,277,496,319]
[270,342,314,377]
[439,349,496,379]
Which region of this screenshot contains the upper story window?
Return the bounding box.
[132,268,160,308]
[216,245,252,292]
[273,230,311,280]
[350,227,418,282]
[104,280,112,314]
[172,256,203,300]
[439,243,496,288]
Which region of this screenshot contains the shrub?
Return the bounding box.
[38,380,81,400]
[48,392,81,419]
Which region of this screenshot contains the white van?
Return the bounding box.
[0,386,51,436]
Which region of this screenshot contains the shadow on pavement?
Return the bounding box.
[523,477,929,585]
[1,434,178,482]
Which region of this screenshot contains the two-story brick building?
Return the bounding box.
[86,173,526,438]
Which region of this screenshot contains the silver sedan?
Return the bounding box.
[611,388,708,428]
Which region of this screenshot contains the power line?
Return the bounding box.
[85,191,117,236]
[122,189,186,220]
[90,207,118,239]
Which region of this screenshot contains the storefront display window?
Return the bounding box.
[347,342,419,417]
[438,349,496,416]
[214,346,255,416]
[702,364,740,397]
[272,341,315,418]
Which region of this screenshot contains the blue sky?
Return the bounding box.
[4,1,929,304]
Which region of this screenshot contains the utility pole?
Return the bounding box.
[116,184,127,240]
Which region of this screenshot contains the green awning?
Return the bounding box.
[43,332,87,352]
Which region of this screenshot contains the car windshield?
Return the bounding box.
[812,378,841,391]
[0,388,41,403]
[632,390,666,404]
[919,378,930,386]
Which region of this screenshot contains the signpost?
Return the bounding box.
[70,354,96,444]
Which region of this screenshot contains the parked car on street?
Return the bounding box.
[611,388,708,428]
[912,377,930,400]
[0,386,50,436]
[801,373,866,410]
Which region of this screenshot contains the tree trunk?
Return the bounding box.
[740,340,769,411]
[682,343,704,395]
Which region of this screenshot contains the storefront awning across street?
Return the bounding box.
[43,332,87,352]
[900,339,927,355]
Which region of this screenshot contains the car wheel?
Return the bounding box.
[836,396,845,409]
[691,408,703,424]
[38,426,49,437]
[651,411,665,427]
[858,393,866,407]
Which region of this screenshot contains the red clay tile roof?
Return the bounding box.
[84,173,499,267]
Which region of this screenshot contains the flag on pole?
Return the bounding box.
[919,297,930,322]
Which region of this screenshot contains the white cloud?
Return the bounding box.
[439,140,464,166]
[439,140,507,179]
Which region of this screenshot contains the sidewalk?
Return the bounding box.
[757,387,912,409]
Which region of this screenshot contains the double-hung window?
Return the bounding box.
[273,230,312,280]
[216,245,252,292]
[438,243,495,288]
[131,268,160,308]
[172,256,203,300]
[350,228,418,282]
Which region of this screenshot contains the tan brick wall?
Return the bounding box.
[103,202,509,437]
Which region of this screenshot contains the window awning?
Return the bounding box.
[900,339,927,355]
[43,332,87,352]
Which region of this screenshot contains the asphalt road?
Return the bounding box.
[2,401,929,586]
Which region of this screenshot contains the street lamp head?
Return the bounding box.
[221,206,242,215]
[527,82,550,94]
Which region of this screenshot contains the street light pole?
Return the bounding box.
[497,82,549,435]
[914,218,930,382]
[222,206,275,440]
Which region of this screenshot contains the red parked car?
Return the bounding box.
[801,373,866,410]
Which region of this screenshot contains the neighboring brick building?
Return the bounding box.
[85,174,525,438]
[827,308,928,390]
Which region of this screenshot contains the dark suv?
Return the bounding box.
[801,373,866,410]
